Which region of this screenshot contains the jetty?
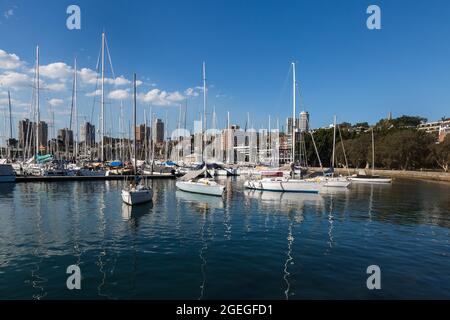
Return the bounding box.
[15,174,176,183]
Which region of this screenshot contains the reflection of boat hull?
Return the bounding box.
[244,178,322,193]
[0,176,15,182]
[176,190,224,209]
[121,188,153,205]
[349,176,392,184]
[80,169,106,176]
[176,180,224,196]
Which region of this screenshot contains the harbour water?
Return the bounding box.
[0,178,449,299]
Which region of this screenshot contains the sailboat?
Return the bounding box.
[175,62,225,197]
[121,74,153,205]
[244,62,323,193]
[319,116,351,188]
[348,127,392,184]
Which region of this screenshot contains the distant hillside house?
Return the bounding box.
[418,118,450,143]
[439,124,450,143]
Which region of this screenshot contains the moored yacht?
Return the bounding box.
[0,164,16,183]
[121,73,153,206]
[176,167,225,196]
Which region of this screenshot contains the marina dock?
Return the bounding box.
[15,174,176,183]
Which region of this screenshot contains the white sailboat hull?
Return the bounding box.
[244,178,322,193]
[176,180,225,196]
[348,177,392,184]
[324,179,351,187]
[320,176,351,188]
[121,188,153,205]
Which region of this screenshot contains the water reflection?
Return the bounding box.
[0,182,15,196]
[30,185,47,300]
[121,202,153,225]
[199,212,208,300]
[176,190,224,210]
[0,178,449,299]
[244,190,324,212]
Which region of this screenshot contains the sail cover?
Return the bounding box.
[178,168,212,181]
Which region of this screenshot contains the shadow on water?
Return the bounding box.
[0,182,15,195]
[175,190,224,210]
[175,190,220,300]
[29,184,48,300]
[121,201,153,298]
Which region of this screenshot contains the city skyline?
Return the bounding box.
[1,0,450,143]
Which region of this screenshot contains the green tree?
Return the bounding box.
[430,135,450,172]
[377,129,433,170]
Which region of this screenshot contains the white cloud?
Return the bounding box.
[40,62,72,79]
[0,71,31,88]
[108,89,129,100]
[105,75,130,86]
[54,108,71,116]
[138,89,185,106]
[78,67,98,85]
[77,69,134,87]
[45,82,66,92]
[184,87,199,97]
[86,89,101,97]
[0,49,22,69]
[48,98,64,107]
[4,9,14,19]
[0,97,29,109]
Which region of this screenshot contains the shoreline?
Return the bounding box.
[322,167,450,183]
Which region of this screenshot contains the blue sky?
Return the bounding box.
[1,0,450,140]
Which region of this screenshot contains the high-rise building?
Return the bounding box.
[80,122,95,147]
[18,119,33,148]
[37,121,48,148]
[286,117,300,134]
[154,119,164,143]
[58,128,74,147]
[299,111,309,132]
[18,119,47,149]
[135,124,151,145]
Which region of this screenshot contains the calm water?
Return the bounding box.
[0,178,449,299]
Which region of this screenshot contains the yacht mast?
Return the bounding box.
[227,111,230,164]
[100,32,105,162]
[332,115,336,175]
[291,62,296,164]
[74,58,78,159]
[8,91,12,160]
[35,46,40,159]
[133,73,137,177]
[202,61,207,165]
[371,127,375,175]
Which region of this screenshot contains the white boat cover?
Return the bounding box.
[178,168,212,181]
